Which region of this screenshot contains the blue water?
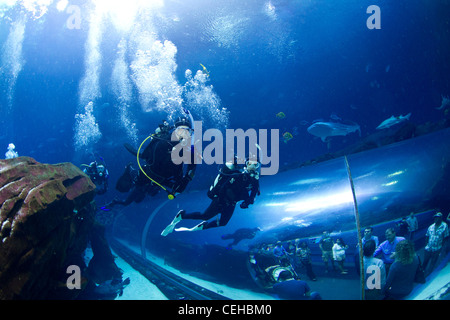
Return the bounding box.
[0,0,448,206]
[1,1,448,176]
[1,0,449,300]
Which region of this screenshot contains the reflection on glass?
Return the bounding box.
[112,129,450,300]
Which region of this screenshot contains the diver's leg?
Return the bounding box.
[181,200,221,221]
[102,186,142,210]
[216,204,235,227]
[172,201,221,233]
[161,196,220,236]
[175,203,235,233]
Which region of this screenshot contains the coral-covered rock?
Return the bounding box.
[0,157,96,300]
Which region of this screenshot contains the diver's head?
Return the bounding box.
[245,159,260,173]
[175,116,192,130]
[225,161,235,170]
[155,120,171,135]
[97,164,105,176]
[173,117,192,143]
[7,143,15,151]
[225,154,240,171]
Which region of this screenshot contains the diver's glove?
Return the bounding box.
[240,201,249,209]
[240,197,255,209]
[172,176,191,194]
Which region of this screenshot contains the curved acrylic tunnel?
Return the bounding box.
[113,128,450,300]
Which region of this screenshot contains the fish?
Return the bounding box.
[276,112,286,119]
[376,113,411,130]
[307,121,361,142]
[436,95,450,110]
[282,132,293,143]
[200,63,210,77]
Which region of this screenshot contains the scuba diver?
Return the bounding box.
[5,143,19,159]
[103,117,196,209]
[221,227,261,248]
[82,160,109,195]
[161,156,260,236]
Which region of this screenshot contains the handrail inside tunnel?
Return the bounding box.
[113,128,450,300]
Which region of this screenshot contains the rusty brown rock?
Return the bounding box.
[0,157,96,299]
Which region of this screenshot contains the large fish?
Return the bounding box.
[376,113,411,130]
[307,121,361,142]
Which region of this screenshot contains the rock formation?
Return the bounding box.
[0,157,121,300]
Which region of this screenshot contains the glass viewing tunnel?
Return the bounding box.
[111,128,450,300]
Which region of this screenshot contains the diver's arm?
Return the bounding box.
[185,163,196,180]
[172,164,197,194]
[240,178,260,209]
[250,178,260,199]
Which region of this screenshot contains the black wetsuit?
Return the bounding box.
[84,166,109,195]
[111,132,196,207]
[180,166,260,230]
[137,132,196,193]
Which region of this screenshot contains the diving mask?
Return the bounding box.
[246,160,260,172]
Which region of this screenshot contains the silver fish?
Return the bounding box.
[307,121,361,142]
[376,113,411,130]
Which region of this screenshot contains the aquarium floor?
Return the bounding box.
[113,238,276,300]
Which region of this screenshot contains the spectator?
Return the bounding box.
[319,231,335,273]
[363,240,386,300]
[374,228,406,274]
[296,241,317,281]
[406,212,419,241]
[273,242,288,262]
[332,238,349,274]
[422,212,449,275]
[272,270,321,300]
[362,227,379,247]
[396,217,409,238]
[382,240,419,300]
[355,226,380,275]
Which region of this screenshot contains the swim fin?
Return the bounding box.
[161,210,184,236]
[124,143,139,157]
[175,221,207,233]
